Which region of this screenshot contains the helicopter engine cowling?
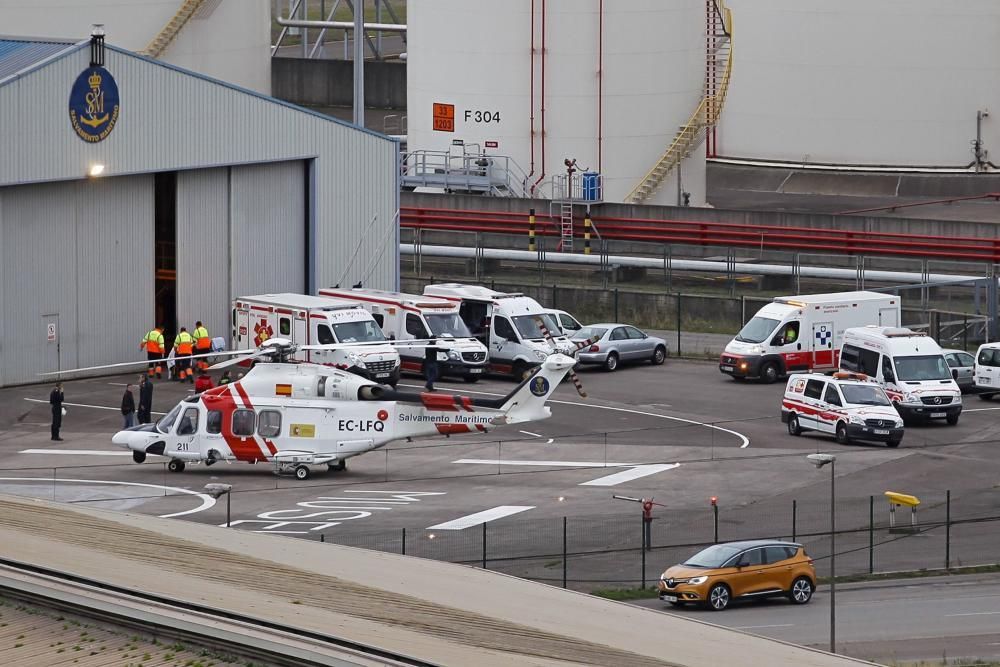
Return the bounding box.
[358,385,386,401]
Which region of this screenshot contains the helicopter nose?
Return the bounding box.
[112,431,134,449]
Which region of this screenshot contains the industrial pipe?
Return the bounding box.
[275,18,407,32]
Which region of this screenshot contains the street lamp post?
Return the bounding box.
[807,453,836,654]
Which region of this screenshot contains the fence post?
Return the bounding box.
[676,293,682,357]
[614,288,619,322]
[945,489,951,570]
[792,499,797,541]
[552,284,557,309]
[482,522,487,569]
[641,515,646,589]
[869,495,874,574]
[562,516,568,589]
[528,208,536,252]
[963,315,968,352]
[320,533,325,543]
[402,527,406,556]
[713,502,719,544]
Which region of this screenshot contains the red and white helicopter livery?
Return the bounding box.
[107,338,582,479]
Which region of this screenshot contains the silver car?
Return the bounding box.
[943,348,976,392]
[572,324,667,371]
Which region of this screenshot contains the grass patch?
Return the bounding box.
[592,587,660,601]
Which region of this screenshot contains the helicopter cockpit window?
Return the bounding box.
[177,408,199,436]
[156,403,182,435]
[258,410,282,438]
[206,410,222,434]
[232,409,256,436]
[317,324,336,345]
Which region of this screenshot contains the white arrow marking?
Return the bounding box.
[428,505,535,530]
[579,463,680,486]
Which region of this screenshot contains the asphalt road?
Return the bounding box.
[634,573,1000,664]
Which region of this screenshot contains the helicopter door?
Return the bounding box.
[172,407,200,457]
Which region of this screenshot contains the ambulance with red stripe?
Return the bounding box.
[232,294,401,386]
[111,351,577,480]
[839,326,962,425]
[317,287,489,382]
[720,292,900,384]
[782,372,904,447]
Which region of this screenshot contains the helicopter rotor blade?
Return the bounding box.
[208,348,274,370]
[38,349,257,377]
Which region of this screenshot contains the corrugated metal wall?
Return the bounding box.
[0,176,153,385]
[176,168,230,345]
[230,160,306,296]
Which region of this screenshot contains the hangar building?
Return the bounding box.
[0,34,399,387]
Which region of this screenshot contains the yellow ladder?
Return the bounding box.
[142,0,208,58]
[626,1,733,204]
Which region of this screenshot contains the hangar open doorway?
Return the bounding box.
[154,172,178,348]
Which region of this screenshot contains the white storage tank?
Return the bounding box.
[0,0,270,93]
[718,0,1000,169]
[407,0,710,205]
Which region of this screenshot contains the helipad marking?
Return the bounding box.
[24,397,166,416]
[0,477,215,518]
[20,449,136,457]
[579,463,680,487]
[428,505,535,530]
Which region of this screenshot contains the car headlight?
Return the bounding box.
[533,349,548,361]
[447,350,460,361]
[902,394,921,404]
[849,415,865,425]
[895,420,904,428]
[348,352,364,367]
[687,575,708,585]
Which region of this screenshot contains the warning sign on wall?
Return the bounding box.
[46,323,57,342]
[433,102,455,132]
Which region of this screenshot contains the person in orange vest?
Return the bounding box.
[173,327,196,383]
[193,321,211,371]
[139,326,165,379]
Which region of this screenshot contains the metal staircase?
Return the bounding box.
[626,0,733,204]
[142,0,207,58]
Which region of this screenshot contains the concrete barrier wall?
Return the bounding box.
[272,58,406,109]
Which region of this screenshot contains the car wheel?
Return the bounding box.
[946,413,960,426]
[651,346,666,366]
[760,362,778,384]
[788,577,813,605]
[887,437,901,448]
[604,352,619,372]
[707,583,731,611]
[835,422,850,445]
[787,413,802,436]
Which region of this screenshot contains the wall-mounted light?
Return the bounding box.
[88,164,105,177]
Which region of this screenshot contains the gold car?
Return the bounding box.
[657,540,816,611]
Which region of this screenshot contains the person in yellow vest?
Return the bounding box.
[193,321,211,371]
[139,326,165,379]
[173,327,196,383]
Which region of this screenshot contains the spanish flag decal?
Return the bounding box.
[275,383,292,396]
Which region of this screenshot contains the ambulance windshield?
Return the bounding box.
[735,316,780,343]
[156,403,183,434]
[513,313,561,340]
[840,385,891,406]
[425,313,472,338]
[893,355,951,381]
[332,320,386,343]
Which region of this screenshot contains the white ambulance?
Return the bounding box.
[422,283,576,378]
[781,372,904,447]
[721,291,900,383]
[839,326,962,424]
[232,294,400,386]
[317,287,489,382]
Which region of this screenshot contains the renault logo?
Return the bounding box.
[667,578,675,587]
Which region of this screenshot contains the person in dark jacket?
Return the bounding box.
[137,375,154,424]
[49,383,64,441]
[121,384,136,429]
[423,339,440,391]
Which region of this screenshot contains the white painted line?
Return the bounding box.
[519,430,543,438]
[945,611,1000,617]
[734,624,795,630]
[961,407,1000,412]
[24,397,166,416]
[20,449,137,457]
[454,458,631,468]
[107,382,130,386]
[428,505,535,530]
[0,477,215,518]
[400,383,751,447]
[579,463,680,487]
[545,438,554,444]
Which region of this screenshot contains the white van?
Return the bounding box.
[232,294,400,385]
[546,309,584,336]
[782,372,904,447]
[722,291,900,383]
[973,342,1000,399]
[839,326,962,424]
[423,283,576,378]
[318,287,489,382]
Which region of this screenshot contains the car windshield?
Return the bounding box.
[332,320,386,343]
[893,354,951,381]
[735,316,779,343]
[425,312,472,337]
[573,326,608,340]
[512,313,561,340]
[155,403,182,435]
[683,543,743,568]
[840,384,891,406]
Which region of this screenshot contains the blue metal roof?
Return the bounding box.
[0,38,77,83]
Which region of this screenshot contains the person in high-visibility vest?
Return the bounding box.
[139,326,165,379]
[193,321,211,371]
[173,327,196,383]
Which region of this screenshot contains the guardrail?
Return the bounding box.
[401,206,1000,263]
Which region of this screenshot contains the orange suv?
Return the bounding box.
[657,540,816,611]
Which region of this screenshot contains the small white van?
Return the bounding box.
[839,326,962,424]
[974,342,1000,399]
[545,309,584,336]
[782,372,904,447]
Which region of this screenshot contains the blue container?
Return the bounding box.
[582,172,601,201]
